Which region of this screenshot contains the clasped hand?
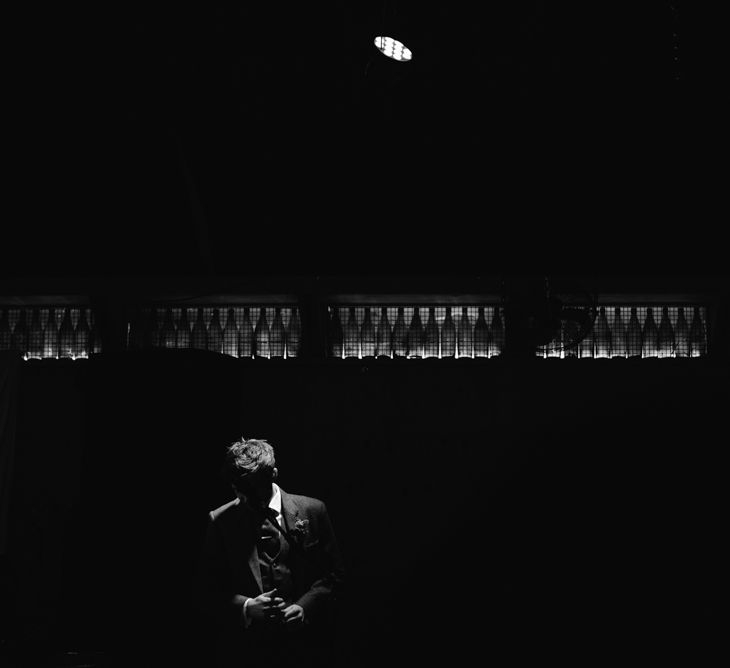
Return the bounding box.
[248,589,305,628]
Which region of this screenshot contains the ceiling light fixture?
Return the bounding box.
[374,35,413,62]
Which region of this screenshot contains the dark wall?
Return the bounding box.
[5,359,85,665]
[6,353,726,666]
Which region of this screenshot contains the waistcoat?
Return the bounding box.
[257,517,295,603]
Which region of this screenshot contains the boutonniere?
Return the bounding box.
[291,518,309,541]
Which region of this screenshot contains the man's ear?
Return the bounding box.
[272,468,278,481]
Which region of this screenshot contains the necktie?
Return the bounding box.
[258,515,281,560]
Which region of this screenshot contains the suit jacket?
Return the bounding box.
[196,488,345,633]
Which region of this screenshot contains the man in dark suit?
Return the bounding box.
[197,438,344,668]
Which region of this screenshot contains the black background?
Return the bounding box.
[5,1,722,277]
[2,2,728,667]
[6,351,726,667]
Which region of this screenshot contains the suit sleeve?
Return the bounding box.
[194,512,250,627]
[295,502,345,624]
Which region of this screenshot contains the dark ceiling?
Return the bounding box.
[6,2,720,279]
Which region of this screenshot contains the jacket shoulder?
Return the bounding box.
[287,492,326,512]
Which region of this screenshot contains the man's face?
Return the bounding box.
[233,469,276,509]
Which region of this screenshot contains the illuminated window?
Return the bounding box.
[327,304,504,359]
[127,305,302,359]
[536,304,708,359]
[0,306,100,360]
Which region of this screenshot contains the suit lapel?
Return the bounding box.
[247,543,263,594]
[280,488,300,533]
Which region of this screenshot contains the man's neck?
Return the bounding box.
[263,483,275,507]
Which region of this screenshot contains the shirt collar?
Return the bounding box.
[269,482,282,516]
